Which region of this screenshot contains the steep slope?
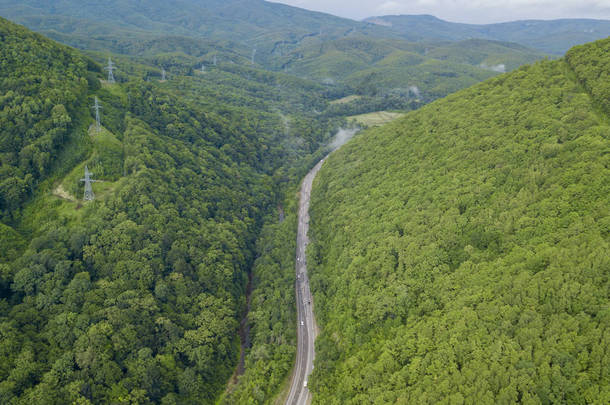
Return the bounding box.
[308,38,610,403]
[0,17,95,219]
[0,18,340,404]
[366,14,610,54]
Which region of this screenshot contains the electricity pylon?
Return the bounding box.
[92,97,102,133]
[213,55,217,66]
[105,57,116,83]
[161,67,166,81]
[80,165,98,201]
[251,48,256,65]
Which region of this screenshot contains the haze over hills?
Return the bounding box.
[8,0,608,116]
[0,0,396,64]
[365,14,610,54]
[3,0,607,117]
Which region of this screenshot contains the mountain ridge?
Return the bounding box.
[364,14,610,54]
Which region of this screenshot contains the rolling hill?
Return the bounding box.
[282,35,548,115]
[0,0,396,65]
[0,1,558,116]
[307,37,610,403]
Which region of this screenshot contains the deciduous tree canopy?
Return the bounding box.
[308,37,610,404]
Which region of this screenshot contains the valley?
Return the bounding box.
[0,1,609,404]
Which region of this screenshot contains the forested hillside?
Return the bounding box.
[0,0,395,65]
[308,37,610,403]
[0,19,94,219]
[283,36,544,97]
[0,16,338,403]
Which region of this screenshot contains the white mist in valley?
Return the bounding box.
[329,128,359,150]
[480,63,506,73]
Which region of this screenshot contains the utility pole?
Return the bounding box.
[92,96,102,133]
[105,57,116,83]
[80,165,98,201]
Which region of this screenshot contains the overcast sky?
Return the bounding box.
[270,0,610,24]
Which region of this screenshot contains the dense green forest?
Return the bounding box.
[2,2,609,403]
[0,20,93,219]
[221,195,300,404]
[0,16,337,403]
[308,37,610,403]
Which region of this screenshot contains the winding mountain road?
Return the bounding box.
[285,158,325,405]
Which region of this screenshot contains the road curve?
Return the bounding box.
[285,158,325,405]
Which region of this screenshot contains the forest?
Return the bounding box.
[0,20,92,219]
[307,37,610,404]
[1,2,609,403]
[0,16,337,403]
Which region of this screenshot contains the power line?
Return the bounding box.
[105,57,116,83]
[92,96,102,133]
[80,165,99,201]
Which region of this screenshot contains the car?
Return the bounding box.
[301,321,304,326]
[304,380,308,388]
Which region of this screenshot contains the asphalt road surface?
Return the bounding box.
[285,158,325,405]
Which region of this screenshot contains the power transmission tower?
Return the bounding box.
[80,165,98,201]
[213,55,217,66]
[161,67,166,81]
[105,57,116,83]
[251,48,256,65]
[201,63,206,73]
[92,96,102,133]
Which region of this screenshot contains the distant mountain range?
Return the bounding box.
[364,14,610,54]
[1,1,609,60]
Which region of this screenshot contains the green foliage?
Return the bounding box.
[0,0,395,67]
[283,35,547,115]
[0,17,91,218]
[308,44,610,403]
[0,1,555,119]
[0,18,341,404]
[565,38,610,114]
[426,39,550,71]
[222,197,299,404]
